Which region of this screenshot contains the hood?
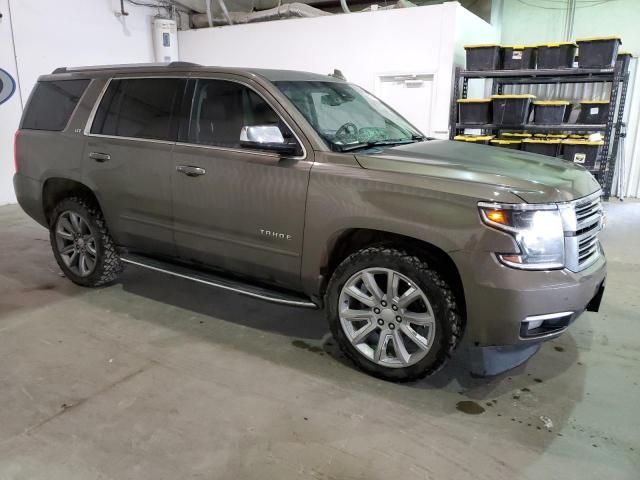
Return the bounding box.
[355,140,601,203]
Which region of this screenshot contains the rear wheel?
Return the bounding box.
[326,246,463,382]
[50,197,123,287]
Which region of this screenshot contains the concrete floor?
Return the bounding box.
[0,201,638,480]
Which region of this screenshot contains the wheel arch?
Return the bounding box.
[42,177,102,226]
[321,228,466,320]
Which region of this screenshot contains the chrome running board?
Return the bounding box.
[120,253,318,309]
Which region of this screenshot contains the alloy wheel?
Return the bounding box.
[338,268,436,368]
[55,211,98,277]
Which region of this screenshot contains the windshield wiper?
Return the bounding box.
[338,139,417,152]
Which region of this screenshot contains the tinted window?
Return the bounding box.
[91,78,183,141]
[22,80,89,131]
[188,79,294,149]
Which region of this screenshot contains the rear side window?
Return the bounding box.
[22,79,89,131]
[91,78,183,141]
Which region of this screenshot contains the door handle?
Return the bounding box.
[89,152,111,162]
[177,165,206,177]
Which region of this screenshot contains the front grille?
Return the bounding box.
[578,231,599,265]
[564,192,603,272]
[575,197,601,230]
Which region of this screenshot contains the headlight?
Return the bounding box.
[478,202,565,270]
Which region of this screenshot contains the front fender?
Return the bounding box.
[300,160,518,295]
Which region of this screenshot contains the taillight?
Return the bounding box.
[13,130,19,173]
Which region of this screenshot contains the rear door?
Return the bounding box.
[171,76,313,289]
[83,76,186,256]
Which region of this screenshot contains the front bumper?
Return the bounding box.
[451,247,606,346]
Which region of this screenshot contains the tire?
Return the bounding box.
[49,196,123,287]
[326,246,463,382]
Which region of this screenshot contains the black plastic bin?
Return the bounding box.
[457,98,491,124]
[577,100,610,124]
[577,36,621,68]
[453,135,494,145]
[532,100,570,124]
[616,51,632,73]
[561,139,603,168]
[503,45,537,70]
[522,138,561,157]
[537,42,577,69]
[465,44,501,70]
[491,94,535,125]
[490,139,522,150]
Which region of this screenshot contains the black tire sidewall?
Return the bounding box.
[49,198,108,287]
[327,248,455,381]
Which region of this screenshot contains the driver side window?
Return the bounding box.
[188,79,292,149]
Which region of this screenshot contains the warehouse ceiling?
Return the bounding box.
[129,0,493,26]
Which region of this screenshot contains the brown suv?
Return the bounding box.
[13,63,606,381]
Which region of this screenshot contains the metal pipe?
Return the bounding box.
[191,3,330,27]
[216,0,234,25]
[6,0,24,109]
[205,0,213,27]
[562,0,576,42]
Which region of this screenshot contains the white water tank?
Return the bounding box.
[152,18,179,63]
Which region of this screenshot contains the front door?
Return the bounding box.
[171,77,313,289]
[83,76,185,257]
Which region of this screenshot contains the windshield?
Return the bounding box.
[275,81,424,151]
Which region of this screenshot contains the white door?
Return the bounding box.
[376,74,434,137]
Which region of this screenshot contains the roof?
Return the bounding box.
[48,62,343,83]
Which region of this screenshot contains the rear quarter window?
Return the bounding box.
[21,79,90,131]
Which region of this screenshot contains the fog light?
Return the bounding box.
[527,320,544,330]
[521,311,574,338]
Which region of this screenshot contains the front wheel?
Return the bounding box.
[326,246,463,382]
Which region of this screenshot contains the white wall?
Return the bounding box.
[501,0,640,49]
[0,0,23,206]
[453,4,499,99]
[0,0,157,205]
[179,3,496,139]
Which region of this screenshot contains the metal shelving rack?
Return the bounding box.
[449,65,630,199]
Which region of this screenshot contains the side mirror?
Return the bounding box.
[239,125,299,155]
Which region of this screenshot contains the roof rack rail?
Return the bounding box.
[50,62,202,75]
[168,61,202,67]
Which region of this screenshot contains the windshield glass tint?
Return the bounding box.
[275,81,421,151]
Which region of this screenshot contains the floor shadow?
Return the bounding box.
[113,265,590,455]
[119,265,582,396]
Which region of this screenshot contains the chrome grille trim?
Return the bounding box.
[562,191,604,272]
